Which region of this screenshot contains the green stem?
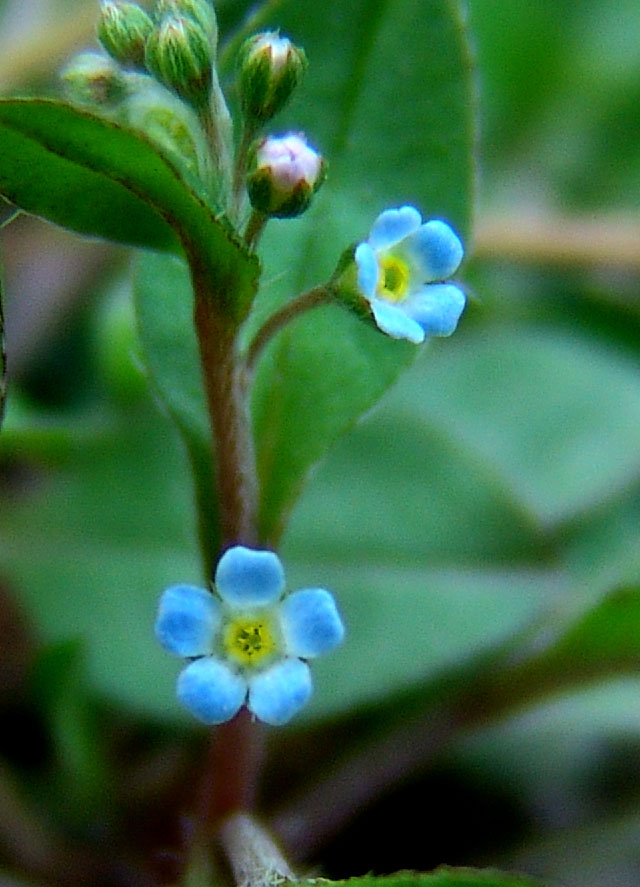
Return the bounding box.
[199,76,234,209]
[233,121,258,223]
[243,210,268,250]
[245,285,333,372]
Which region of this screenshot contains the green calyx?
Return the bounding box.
[97,1,154,68]
[238,32,307,123]
[328,244,374,322]
[153,0,218,48]
[145,14,213,108]
[247,169,314,218]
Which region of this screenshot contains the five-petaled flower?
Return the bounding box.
[155,546,344,726]
[355,205,466,344]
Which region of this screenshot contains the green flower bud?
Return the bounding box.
[145,14,212,107]
[61,51,127,108]
[97,1,154,68]
[238,31,307,123]
[154,0,217,48]
[247,133,325,218]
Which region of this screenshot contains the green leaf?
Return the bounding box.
[308,868,538,887]
[404,326,640,528]
[250,0,474,543]
[0,250,5,431]
[0,99,259,319]
[514,586,640,686]
[278,318,640,719]
[0,401,201,720]
[134,251,218,569]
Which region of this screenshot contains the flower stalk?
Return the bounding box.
[245,285,333,372]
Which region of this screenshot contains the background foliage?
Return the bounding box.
[0,1,640,886]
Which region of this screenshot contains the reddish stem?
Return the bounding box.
[197,710,264,828]
[193,284,258,554]
[185,269,264,878]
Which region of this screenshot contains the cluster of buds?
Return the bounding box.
[63,3,325,223]
[63,1,217,111]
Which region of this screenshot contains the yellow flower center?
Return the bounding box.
[224,616,277,667]
[379,254,410,303]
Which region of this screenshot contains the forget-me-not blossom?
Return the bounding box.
[354,205,466,344]
[155,546,344,726]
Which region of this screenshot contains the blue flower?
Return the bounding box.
[155,546,345,726]
[354,205,466,344]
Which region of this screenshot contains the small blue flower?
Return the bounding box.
[155,546,344,726]
[354,206,466,344]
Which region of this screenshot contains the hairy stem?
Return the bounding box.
[243,211,268,250]
[245,285,333,372]
[200,75,234,209]
[185,272,265,879]
[197,711,264,830]
[219,812,295,887]
[233,121,258,223]
[192,281,258,553]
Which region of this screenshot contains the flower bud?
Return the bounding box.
[61,51,127,108]
[238,31,307,123]
[247,133,324,218]
[154,0,218,48]
[97,1,154,68]
[145,14,212,107]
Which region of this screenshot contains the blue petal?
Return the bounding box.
[355,242,378,300]
[368,206,421,250]
[370,299,425,344]
[248,659,312,726]
[279,588,345,658]
[215,546,285,608]
[155,585,221,657]
[407,283,466,337]
[406,219,463,280]
[177,658,246,724]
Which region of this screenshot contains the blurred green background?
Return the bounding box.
[1,1,640,886]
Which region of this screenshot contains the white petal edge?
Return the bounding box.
[370,299,425,344]
[177,658,246,725]
[355,241,378,300]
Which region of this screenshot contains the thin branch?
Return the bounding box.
[233,122,259,222]
[245,286,333,372]
[243,211,268,250]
